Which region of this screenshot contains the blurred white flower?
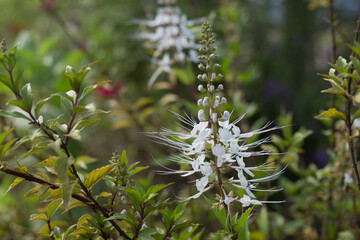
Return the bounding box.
[134,0,203,87]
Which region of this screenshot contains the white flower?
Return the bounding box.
[148,21,285,206]
[239,195,262,207]
[134,0,203,87]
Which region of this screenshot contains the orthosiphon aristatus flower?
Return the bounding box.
[133,0,203,88]
[148,21,285,208]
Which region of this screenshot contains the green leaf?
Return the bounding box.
[0,109,30,120]
[34,97,53,118]
[1,138,18,160]
[145,183,173,202]
[321,78,346,95]
[75,118,100,131]
[30,213,48,221]
[84,163,118,189]
[47,198,63,218]
[121,150,128,165]
[212,206,229,231]
[22,142,49,159]
[20,83,33,110]
[77,214,92,230]
[237,221,250,240]
[62,180,78,211]
[104,213,127,221]
[314,108,346,121]
[8,99,29,112]
[54,157,70,182]
[0,127,15,145]
[235,206,254,233]
[24,184,42,198]
[0,74,14,92]
[129,166,149,177]
[2,177,24,197]
[79,80,111,101]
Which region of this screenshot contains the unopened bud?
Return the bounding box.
[202,73,207,80]
[223,111,230,121]
[198,63,205,70]
[198,84,204,92]
[198,109,204,121]
[197,99,203,106]
[212,113,218,123]
[221,97,227,104]
[214,100,219,107]
[217,84,224,90]
[65,65,73,73]
[209,85,215,92]
[203,97,209,106]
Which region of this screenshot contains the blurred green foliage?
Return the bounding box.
[0,0,360,239]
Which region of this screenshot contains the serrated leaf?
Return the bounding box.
[84,163,118,189]
[2,177,24,197]
[30,213,48,221]
[315,108,346,121]
[47,198,63,218]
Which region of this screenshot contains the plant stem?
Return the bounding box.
[345,13,360,191]
[47,219,55,240]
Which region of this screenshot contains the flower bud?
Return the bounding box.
[223,110,230,121]
[198,84,204,92]
[202,73,207,80]
[203,97,209,106]
[221,97,227,104]
[197,99,203,106]
[211,73,216,80]
[198,63,205,70]
[198,109,204,121]
[65,65,73,73]
[214,63,221,68]
[209,85,215,92]
[212,113,218,123]
[215,100,219,107]
[217,84,224,90]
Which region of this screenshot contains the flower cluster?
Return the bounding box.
[149,21,285,208]
[134,0,202,87]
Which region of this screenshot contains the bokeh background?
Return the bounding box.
[0,0,360,239]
